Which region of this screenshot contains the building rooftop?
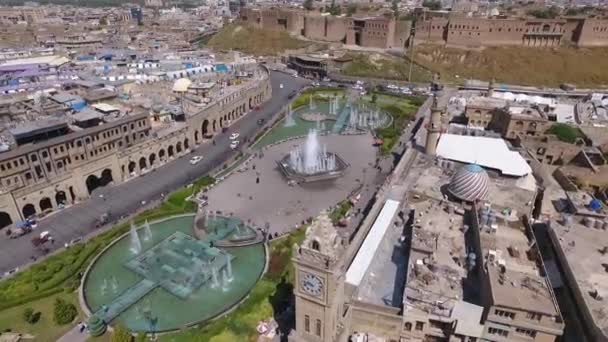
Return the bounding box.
[550,219,608,338]
[478,203,560,316]
[467,96,506,110]
[436,134,532,177]
[403,196,468,317]
[353,199,406,307]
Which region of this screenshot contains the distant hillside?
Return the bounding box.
[414,45,608,87]
[205,23,312,56]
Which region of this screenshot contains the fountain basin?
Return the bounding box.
[277,152,348,183]
[82,215,265,333]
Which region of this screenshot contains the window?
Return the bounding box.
[19,158,24,165]
[60,146,64,153]
[516,327,536,338]
[304,315,310,333]
[41,151,48,158]
[6,163,10,170]
[415,321,424,331]
[488,327,508,337]
[0,165,4,172]
[495,309,515,320]
[315,319,321,337]
[25,172,32,180]
[526,312,542,321]
[45,162,51,173]
[30,154,37,162]
[404,322,412,331]
[76,140,82,148]
[53,148,57,154]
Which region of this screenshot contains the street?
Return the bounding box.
[0,71,309,274]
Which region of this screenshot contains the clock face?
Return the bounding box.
[301,273,323,297]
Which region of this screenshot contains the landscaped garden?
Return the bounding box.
[359,91,425,154]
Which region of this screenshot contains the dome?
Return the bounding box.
[172,78,192,92]
[448,164,490,202]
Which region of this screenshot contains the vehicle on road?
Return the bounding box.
[230,140,239,149]
[190,156,203,165]
[257,118,265,125]
[230,133,240,140]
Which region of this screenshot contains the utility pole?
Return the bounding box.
[407,21,416,83]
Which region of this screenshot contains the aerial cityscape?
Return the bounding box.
[0,0,607,341]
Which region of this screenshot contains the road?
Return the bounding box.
[0,71,309,274]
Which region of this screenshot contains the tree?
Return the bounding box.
[303,0,314,11]
[391,0,400,18]
[53,298,77,325]
[327,0,341,15]
[346,4,357,16]
[23,308,40,324]
[422,0,441,10]
[111,325,133,342]
[527,6,560,19]
[371,93,378,104]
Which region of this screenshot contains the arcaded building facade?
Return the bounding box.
[0,67,271,228]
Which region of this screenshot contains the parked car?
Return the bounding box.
[257,118,265,125]
[190,156,203,165]
[230,133,240,140]
[230,140,239,149]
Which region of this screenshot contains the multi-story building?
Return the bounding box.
[0,66,271,229]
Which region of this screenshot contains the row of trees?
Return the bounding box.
[303,0,402,18]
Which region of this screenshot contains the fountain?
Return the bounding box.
[309,95,316,110]
[143,220,152,241]
[225,254,233,282]
[211,266,220,288]
[277,129,347,183]
[129,221,142,254]
[284,104,296,127]
[221,269,230,292]
[100,278,108,296]
[111,276,119,294]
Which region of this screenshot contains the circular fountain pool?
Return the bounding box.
[82,215,266,332]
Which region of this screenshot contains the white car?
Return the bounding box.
[230,133,240,140]
[190,156,203,165]
[230,140,239,149]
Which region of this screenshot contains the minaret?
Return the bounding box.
[425,96,442,156]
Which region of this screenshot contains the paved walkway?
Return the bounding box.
[55,325,88,342]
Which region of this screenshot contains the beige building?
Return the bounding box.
[0,67,271,229]
[290,145,564,342]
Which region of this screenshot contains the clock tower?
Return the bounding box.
[291,212,347,342]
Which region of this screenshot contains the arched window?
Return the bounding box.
[311,240,320,251]
[315,319,321,336]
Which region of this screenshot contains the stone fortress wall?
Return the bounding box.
[240,7,608,48]
[0,67,272,225]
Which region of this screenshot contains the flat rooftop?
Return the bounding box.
[404,196,468,317]
[354,199,406,307]
[550,220,608,338]
[467,96,506,110]
[479,204,559,316]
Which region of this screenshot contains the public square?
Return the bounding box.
[205,133,379,235]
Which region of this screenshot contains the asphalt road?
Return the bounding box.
[0,71,309,274]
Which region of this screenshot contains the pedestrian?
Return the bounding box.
[256,177,260,184]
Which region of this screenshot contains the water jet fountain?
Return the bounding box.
[143,220,152,241]
[129,221,142,254]
[277,129,347,183]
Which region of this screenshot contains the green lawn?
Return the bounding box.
[342,52,433,83]
[0,292,83,342]
[359,92,425,154]
[546,123,585,144]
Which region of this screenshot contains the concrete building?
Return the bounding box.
[0,66,271,229]
[290,140,564,341]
